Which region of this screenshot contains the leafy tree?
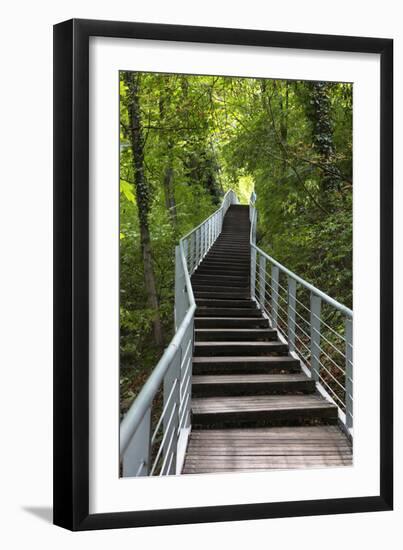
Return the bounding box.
[119,72,352,414]
[121,72,164,350]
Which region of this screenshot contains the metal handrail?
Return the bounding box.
[250,243,353,318]
[249,193,353,435]
[181,189,238,244]
[249,204,352,318]
[120,189,239,476]
[120,306,195,456]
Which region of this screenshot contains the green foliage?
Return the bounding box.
[119,72,352,413]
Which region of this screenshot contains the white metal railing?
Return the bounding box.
[120,190,239,477]
[249,193,353,436]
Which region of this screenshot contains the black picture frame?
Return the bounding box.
[53,18,393,531]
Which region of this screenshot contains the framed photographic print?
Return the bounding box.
[53,19,393,530]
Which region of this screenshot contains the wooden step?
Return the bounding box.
[192,276,249,286]
[206,249,250,256]
[207,249,250,255]
[214,240,250,246]
[194,341,288,356]
[208,242,249,246]
[196,263,250,272]
[193,355,300,374]
[193,273,249,282]
[204,258,250,265]
[207,252,250,258]
[192,373,315,396]
[193,286,249,295]
[182,426,352,473]
[215,242,249,246]
[212,243,250,251]
[195,317,269,328]
[194,291,251,300]
[187,426,349,441]
[191,394,338,428]
[196,307,259,317]
[200,256,250,269]
[219,234,249,237]
[195,299,255,308]
[216,233,250,238]
[210,246,250,253]
[192,266,250,284]
[214,244,249,249]
[195,328,277,341]
[197,259,249,266]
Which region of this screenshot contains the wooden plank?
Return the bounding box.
[195,329,275,334]
[192,373,315,396]
[194,341,288,354]
[189,441,350,447]
[194,329,277,342]
[191,394,336,413]
[193,356,298,364]
[186,450,352,457]
[183,462,352,473]
[194,309,265,319]
[189,426,344,436]
[184,455,352,462]
[183,458,352,471]
[185,457,353,464]
[191,396,338,428]
[187,441,351,449]
[192,374,310,384]
[183,424,352,474]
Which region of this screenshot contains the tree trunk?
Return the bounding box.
[123,72,164,349]
[306,81,341,193]
[274,80,289,174]
[163,140,177,228]
[261,79,288,178]
[158,91,178,228]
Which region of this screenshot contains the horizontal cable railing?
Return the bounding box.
[249,194,353,435]
[120,190,239,477]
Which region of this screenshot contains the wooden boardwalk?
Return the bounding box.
[183,427,352,474]
[183,205,352,474]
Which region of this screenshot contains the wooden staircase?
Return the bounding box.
[182,204,352,474]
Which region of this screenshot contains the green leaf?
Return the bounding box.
[120,180,135,203]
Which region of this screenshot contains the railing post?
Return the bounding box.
[345,316,353,429]
[259,254,266,310]
[310,293,321,381]
[179,321,193,432]
[122,408,151,477]
[174,246,186,330]
[163,348,181,475]
[252,209,257,245]
[271,265,279,328]
[287,277,297,352]
[183,238,189,272]
[195,228,200,267]
[199,225,203,260]
[201,225,205,258]
[251,248,256,300]
[189,233,193,273]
